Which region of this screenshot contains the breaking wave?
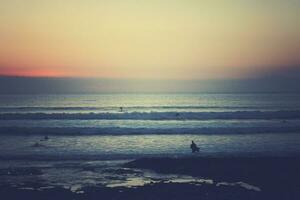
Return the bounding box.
[1,126,300,136]
[0,110,300,120]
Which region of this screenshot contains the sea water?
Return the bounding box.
[1,93,300,159]
[1,93,300,190]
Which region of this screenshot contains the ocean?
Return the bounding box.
[1,93,300,191]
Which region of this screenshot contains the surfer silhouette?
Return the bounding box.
[190,141,199,153]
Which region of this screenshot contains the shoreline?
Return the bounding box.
[124,156,300,189]
[1,156,300,199]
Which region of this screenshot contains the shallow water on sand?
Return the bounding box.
[0,159,261,194]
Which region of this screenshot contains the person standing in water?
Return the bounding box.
[190,141,199,153]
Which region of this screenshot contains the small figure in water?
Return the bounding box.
[40,135,49,141]
[120,107,123,112]
[190,141,199,153]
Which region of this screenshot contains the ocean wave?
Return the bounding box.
[0,154,142,161]
[1,126,300,135]
[0,111,300,120]
[0,153,172,161]
[2,151,300,161]
[0,105,283,111]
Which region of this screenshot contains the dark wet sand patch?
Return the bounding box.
[1,156,300,200]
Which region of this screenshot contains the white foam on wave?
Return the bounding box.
[1,110,300,120]
[1,126,300,136]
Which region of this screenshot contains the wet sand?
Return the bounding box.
[1,156,300,200]
[125,156,300,199]
[125,157,300,186]
[1,181,264,200]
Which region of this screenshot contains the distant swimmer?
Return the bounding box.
[40,135,49,141]
[120,107,123,112]
[190,141,199,153]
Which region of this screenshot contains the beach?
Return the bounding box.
[1,94,300,199]
[1,156,300,200]
[2,0,300,198]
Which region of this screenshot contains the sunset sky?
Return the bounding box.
[0,0,300,79]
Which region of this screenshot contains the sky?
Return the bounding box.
[0,0,300,80]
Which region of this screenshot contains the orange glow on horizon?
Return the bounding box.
[0,67,66,78]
